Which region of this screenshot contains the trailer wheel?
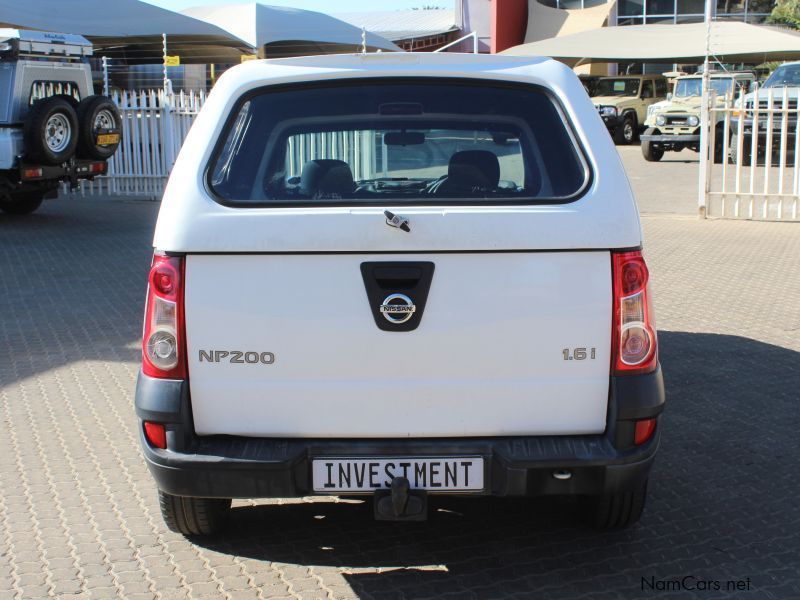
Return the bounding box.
[76,96,122,160]
[54,94,80,111]
[23,97,79,165]
[0,190,45,215]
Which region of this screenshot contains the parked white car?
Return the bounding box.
[135,53,665,535]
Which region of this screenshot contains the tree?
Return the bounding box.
[766,0,800,29]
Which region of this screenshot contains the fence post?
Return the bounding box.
[161,89,176,177]
[697,0,713,219]
[162,33,170,96]
[102,56,109,97]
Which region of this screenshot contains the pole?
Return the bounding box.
[161,33,175,174]
[101,56,109,97]
[697,0,713,218]
[162,33,170,96]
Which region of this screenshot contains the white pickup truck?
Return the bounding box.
[135,53,665,535]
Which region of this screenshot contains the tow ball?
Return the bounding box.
[374,476,428,521]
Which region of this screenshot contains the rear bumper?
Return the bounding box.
[135,366,666,499]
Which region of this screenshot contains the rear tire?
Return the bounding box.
[76,95,122,160]
[158,490,231,536]
[23,97,79,165]
[587,480,648,529]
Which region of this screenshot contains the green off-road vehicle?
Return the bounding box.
[640,72,755,162]
[592,75,668,145]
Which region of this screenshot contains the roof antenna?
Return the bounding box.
[361,27,367,54]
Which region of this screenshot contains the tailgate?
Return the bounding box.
[185,251,612,437]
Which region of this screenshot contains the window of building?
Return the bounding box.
[545,0,613,7]
[676,0,705,12]
[646,0,675,14]
[616,16,645,25]
[618,0,645,16]
[614,0,776,24]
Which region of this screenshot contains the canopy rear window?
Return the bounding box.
[208,79,589,206]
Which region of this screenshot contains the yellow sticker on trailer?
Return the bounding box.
[96,133,120,145]
[165,56,180,67]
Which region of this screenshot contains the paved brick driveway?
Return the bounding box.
[1,187,799,598]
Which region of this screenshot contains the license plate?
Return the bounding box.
[96,133,120,145]
[312,457,484,492]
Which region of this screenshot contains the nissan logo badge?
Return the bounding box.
[379,293,416,324]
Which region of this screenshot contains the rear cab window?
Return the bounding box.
[208,79,590,206]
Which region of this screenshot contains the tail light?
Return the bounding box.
[611,251,657,375]
[22,167,44,180]
[142,254,187,379]
[88,161,107,174]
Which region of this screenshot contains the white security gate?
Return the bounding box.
[703,86,799,221]
[80,89,379,199]
[80,89,205,199]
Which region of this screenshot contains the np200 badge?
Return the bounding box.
[198,350,275,364]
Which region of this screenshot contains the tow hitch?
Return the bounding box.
[374,476,427,521]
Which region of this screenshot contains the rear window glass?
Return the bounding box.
[208,79,589,206]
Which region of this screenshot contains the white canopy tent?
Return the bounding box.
[0,0,251,63]
[182,3,402,58]
[502,21,800,65]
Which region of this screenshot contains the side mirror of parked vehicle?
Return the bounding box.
[666,93,673,100]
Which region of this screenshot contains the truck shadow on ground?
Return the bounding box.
[195,331,800,599]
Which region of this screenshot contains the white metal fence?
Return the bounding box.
[79,89,206,199]
[704,85,799,221]
[80,89,380,198]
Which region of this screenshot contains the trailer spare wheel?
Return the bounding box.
[77,96,122,160]
[23,97,79,165]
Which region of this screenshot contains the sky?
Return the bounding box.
[142,0,451,12]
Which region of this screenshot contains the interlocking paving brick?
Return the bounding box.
[1,156,799,599]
